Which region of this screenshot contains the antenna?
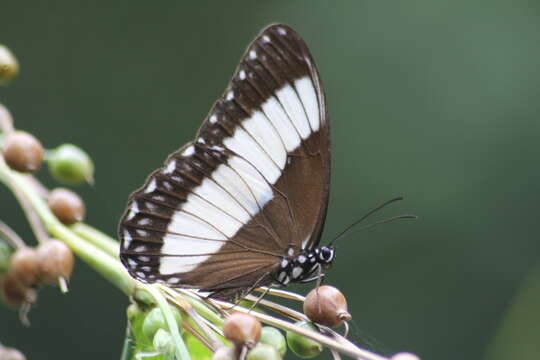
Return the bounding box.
[328,197,416,246]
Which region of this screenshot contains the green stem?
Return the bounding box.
[71,222,119,257]
[120,322,135,360]
[0,158,135,295]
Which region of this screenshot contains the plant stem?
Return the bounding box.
[0,219,26,249]
[71,222,119,257]
[120,322,135,360]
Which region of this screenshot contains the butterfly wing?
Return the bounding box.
[119,24,330,298]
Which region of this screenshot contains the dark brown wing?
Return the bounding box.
[118,24,330,298]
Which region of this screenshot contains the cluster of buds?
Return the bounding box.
[0,57,93,323]
[1,240,74,309]
[2,129,94,186]
[209,286,350,359]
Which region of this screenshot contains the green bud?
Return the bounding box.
[0,44,19,85]
[212,347,236,360]
[142,307,182,342]
[153,329,175,357]
[47,144,94,185]
[260,327,286,357]
[0,242,12,275]
[247,343,282,360]
[286,321,323,359]
[127,303,143,322]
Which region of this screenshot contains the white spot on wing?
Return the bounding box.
[227,156,274,209]
[167,277,181,284]
[211,163,260,215]
[242,111,287,169]
[261,97,301,152]
[223,127,281,183]
[138,218,151,226]
[182,145,195,157]
[295,77,320,132]
[292,267,303,279]
[145,179,157,193]
[163,160,176,174]
[192,177,251,222]
[276,84,311,139]
[209,114,218,124]
[123,230,132,248]
[249,50,257,59]
[127,202,139,220]
[239,70,246,80]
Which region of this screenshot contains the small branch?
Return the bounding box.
[254,287,306,302]
[11,184,49,244]
[0,103,15,135]
[0,219,26,249]
[71,223,119,257]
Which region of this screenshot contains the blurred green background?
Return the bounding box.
[1,1,540,359]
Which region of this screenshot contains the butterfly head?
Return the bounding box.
[317,246,335,269]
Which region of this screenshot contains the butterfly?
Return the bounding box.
[118,23,335,300]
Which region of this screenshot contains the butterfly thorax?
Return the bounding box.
[274,246,335,286]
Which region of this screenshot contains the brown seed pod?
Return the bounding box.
[390,352,421,360]
[9,247,42,286]
[0,346,27,360]
[3,131,44,173]
[223,312,262,349]
[303,285,351,327]
[1,273,37,308]
[37,239,75,285]
[48,188,86,225]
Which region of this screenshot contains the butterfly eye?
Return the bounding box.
[320,247,334,262]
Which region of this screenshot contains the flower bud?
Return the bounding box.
[247,343,282,360]
[260,326,286,356]
[286,321,323,359]
[36,239,75,285]
[212,346,236,360]
[9,247,41,286]
[390,352,421,360]
[47,143,94,185]
[142,306,182,342]
[153,328,175,357]
[3,131,44,173]
[0,44,19,85]
[1,273,37,308]
[303,285,351,328]
[223,312,261,349]
[0,345,26,360]
[48,188,86,225]
[127,303,143,322]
